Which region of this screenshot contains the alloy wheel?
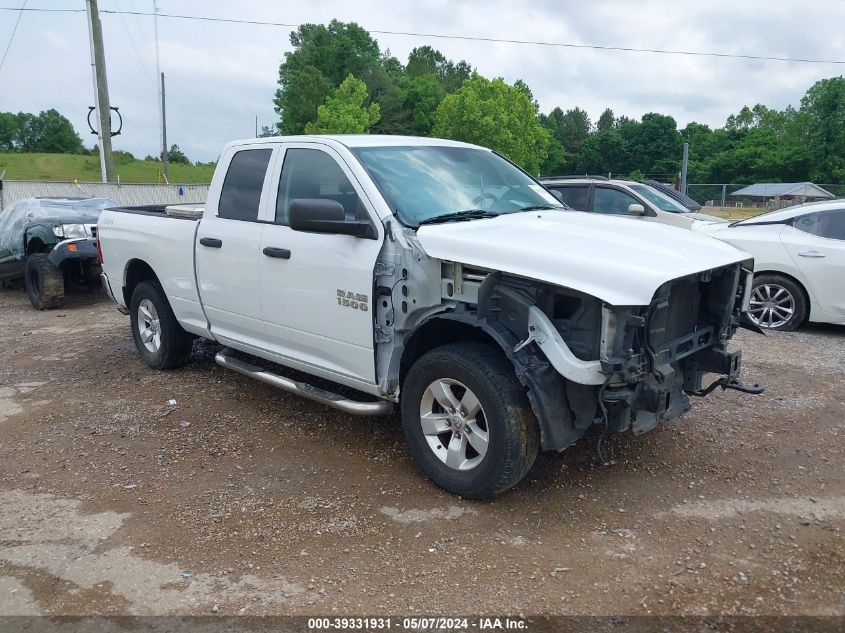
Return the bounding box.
[419,378,489,471]
[748,283,795,329]
[137,298,162,353]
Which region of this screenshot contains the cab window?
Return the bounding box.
[276,149,358,225]
[593,187,641,215]
[218,149,272,221]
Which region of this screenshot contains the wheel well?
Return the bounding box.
[400,318,502,386]
[753,270,811,309]
[26,238,49,256]
[123,259,159,306]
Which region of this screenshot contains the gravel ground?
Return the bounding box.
[0,285,843,618]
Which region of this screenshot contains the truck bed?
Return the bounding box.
[98,205,210,337]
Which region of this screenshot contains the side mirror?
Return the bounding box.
[550,189,564,203]
[628,203,646,216]
[289,198,377,239]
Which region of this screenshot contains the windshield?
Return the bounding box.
[628,184,690,214]
[351,145,563,226]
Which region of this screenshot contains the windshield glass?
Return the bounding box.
[351,145,563,226]
[628,183,690,214]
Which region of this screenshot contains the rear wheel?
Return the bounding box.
[24,253,64,310]
[400,343,539,499]
[130,281,194,369]
[747,274,807,331]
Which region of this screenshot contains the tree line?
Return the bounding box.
[0,109,194,166]
[274,20,845,183]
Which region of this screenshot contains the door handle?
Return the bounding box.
[798,250,825,258]
[199,237,222,248]
[263,246,291,259]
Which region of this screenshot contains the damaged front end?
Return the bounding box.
[596,261,764,439]
[457,259,763,452]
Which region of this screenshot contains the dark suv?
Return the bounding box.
[0,197,115,309]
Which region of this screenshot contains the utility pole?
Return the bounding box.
[153,0,167,178]
[680,142,689,195]
[161,73,168,180]
[85,0,115,182]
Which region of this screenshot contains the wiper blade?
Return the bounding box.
[418,209,499,225]
[516,204,565,211]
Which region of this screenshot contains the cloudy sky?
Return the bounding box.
[1,0,843,163]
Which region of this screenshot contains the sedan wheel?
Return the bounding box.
[748,283,796,329]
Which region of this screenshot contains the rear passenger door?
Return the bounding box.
[196,144,276,347]
[782,208,845,317]
[258,143,384,384]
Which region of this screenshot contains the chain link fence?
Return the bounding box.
[686,183,845,209]
[0,180,209,212]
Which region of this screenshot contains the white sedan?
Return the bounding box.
[695,201,845,330]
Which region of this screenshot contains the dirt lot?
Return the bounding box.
[0,285,843,618]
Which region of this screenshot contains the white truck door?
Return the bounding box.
[781,208,845,318]
[196,145,275,347]
[258,144,383,384]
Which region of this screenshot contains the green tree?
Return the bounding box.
[37,109,83,153]
[1,109,84,153]
[399,73,446,136]
[618,113,682,177]
[305,74,381,134]
[406,45,472,92]
[276,64,332,134]
[14,112,43,152]
[800,76,845,181]
[579,130,627,175]
[558,108,592,156]
[433,75,549,174]
[167,144,191,165]
[274,20,382,133]
[596,108,615,133]
[0,112,18,151]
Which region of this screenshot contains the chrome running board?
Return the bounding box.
[214,348,393,416]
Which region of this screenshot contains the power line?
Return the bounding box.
[113,0,155,87]
[2,5,845,65]
[0,0,28,73]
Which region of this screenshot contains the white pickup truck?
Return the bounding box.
[98,135,762,499]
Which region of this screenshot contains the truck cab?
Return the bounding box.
[98,135,762,499]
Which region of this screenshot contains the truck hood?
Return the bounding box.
[416,211,749,306]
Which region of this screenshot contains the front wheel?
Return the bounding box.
[24,253,65,310]
[747,274,808,331]
[400,343,540,499]
[130,281,194,369]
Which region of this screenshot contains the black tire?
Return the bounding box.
[400,343,540,499]
[129,280,194,369]
[24,253,65,310]
[749,274,808,331]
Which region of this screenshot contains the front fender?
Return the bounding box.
[406,310,588,452]
[25,224,59,253]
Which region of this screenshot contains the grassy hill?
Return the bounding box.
[0,152,214,183]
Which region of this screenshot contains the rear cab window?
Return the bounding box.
[218,148,273,221]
